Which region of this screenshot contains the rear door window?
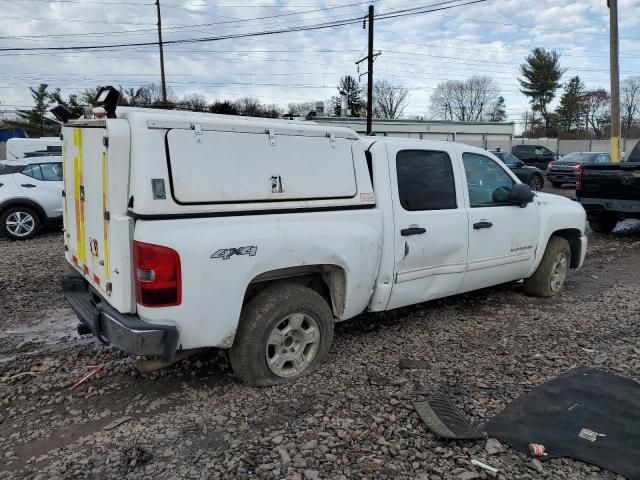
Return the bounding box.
[396,150,457,211]
[21,164,44,180]
[40,163,63,181]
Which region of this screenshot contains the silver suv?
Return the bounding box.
[0,157,63,240]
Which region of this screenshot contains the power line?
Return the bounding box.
[0,1,375,40]
[0,0,487,52]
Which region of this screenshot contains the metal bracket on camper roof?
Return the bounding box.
[193,124,202,143]
[327,132,336,148]
[267,128,276,146]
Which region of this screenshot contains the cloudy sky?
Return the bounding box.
[1,0,639,127]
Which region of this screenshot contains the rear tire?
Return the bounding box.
[529,175,544,191]
[229,283,334,386]
[0,206,40,240]
[523,236,571,297]
[551,181,562,188]
[588,214,618,234]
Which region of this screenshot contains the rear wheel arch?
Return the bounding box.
[243,264,347,319]
[0,198,48,224]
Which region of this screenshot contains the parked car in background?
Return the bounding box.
[577,143,639,233]
[511,144,558,169]
[0,157,63,240]
[491,149,545,190]
[547,152,611,188]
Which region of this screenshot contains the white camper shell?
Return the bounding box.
[62,107,588,386]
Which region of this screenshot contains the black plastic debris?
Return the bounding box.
[486,367,640,480]
[414,395,486,440]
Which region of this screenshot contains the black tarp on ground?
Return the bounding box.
[485,367,640,480]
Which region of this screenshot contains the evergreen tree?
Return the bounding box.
[556,76,585,133]
[3,84,59,137]
[519,48,565,129]
[488,96,507,122]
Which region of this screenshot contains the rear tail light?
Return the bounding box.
[572,164,582,172]
[133,241,181,307]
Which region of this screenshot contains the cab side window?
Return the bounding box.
[463,153,515,207]
[396,150,457,211]
[21,164,44,180]
[40,163,63,181]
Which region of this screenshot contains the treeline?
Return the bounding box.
[0,83,287,137]
[1,77,412,138]
[515,48,639,139]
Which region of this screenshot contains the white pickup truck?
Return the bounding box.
[61,102,587,386]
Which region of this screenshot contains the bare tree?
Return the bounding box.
[234,97,282,118]
[133,83,176,107]
[177,93,208,112]
[373,80,409,119]
[286,102,315,116]
[430,76,501,122]
[621,76,640,136]
[582,89,611,139]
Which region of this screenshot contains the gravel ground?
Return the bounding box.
[1,207,640,479]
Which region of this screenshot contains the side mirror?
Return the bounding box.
[509,183,534,207]
[514,160,524,168]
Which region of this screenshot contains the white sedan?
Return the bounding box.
[0,156,63,240]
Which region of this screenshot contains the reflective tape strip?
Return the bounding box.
[62,143,68,234]
[73,131,81,262]
[101,151,110,286]
[73,128,86,266]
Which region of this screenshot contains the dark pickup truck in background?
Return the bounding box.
[577,142,640,233]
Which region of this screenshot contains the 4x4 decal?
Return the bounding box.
[211,246,258,260]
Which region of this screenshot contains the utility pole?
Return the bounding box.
[355,5,380,135]
[609,0,621,162]
[155,0,168,106]
[366,5,374,135]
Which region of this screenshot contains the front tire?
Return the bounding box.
[588,214,618,234]
[0,206,40,240]
[523,236,571,297]
[229,283,334,386]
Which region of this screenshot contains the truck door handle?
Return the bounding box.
[21,183,36,188]
[401,227,426,236]
[473,221,493,230]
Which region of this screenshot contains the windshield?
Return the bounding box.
[556,152,596,163]
[628,143,640,162]
[502,153,519,165]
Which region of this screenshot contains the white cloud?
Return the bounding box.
[0,0,637,121]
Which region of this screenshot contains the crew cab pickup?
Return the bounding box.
[577,143,640,233]
[61,102,587,386]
